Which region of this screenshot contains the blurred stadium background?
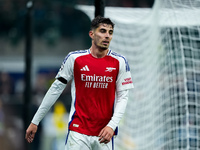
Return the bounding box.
[1,0,200,150]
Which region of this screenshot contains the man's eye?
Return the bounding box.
[109,31,113,35]
[100,29,106,33]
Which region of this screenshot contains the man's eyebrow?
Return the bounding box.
[99,27,113,30]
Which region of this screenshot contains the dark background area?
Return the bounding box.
[0,0,154,40]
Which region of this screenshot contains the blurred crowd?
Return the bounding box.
[0,70,72,150]
[0,0,154,40]
[0,0,154,56]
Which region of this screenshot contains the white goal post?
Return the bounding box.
[77,0,200,149]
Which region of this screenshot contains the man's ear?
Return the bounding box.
[89,30,94,39]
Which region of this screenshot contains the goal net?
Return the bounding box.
[77,0,200,149]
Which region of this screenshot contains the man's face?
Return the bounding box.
[91,23,113,50]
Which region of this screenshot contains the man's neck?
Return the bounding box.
[90,47,109,58]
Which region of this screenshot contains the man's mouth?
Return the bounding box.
[102,41,109,45]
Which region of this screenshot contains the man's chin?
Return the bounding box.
[101,47,108,50]
[99,46,109,50]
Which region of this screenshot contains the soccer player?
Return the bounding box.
[25,16,134,150]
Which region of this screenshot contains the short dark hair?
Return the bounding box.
[91,16,115,30]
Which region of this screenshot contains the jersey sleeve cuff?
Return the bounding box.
[107,121,117,131]
[31,120,39,126]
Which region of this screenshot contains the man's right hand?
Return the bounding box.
[25,123,38,143]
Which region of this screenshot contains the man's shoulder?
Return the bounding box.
[68,49,89,57]
[109,50,130,72]
[109,50,128,62]
[63,49,89,63]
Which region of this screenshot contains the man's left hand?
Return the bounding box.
[98,126,114,144]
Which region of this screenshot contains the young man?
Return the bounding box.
[25,16,134,150]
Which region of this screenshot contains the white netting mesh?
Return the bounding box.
[77,0,200,149]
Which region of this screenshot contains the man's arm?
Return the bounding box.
[98,89,129,144]
[25,78,67,143]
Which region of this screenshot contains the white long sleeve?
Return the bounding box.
[31,79,66,125]
[107,90,129,131]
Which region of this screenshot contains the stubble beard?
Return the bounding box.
[99,46,108,50]
[97,42,109,51]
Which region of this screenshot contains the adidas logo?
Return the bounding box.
[80,65,90,71]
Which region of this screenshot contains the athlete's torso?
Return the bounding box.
[56,49,133,136]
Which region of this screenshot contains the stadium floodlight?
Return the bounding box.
[77,0,200,149]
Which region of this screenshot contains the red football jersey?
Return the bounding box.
[56,49,133,136]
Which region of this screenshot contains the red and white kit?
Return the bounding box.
[56,49,134,136]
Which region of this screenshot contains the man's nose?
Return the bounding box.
[105,32,110,38]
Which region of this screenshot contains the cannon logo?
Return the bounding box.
[105,67,116,72]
